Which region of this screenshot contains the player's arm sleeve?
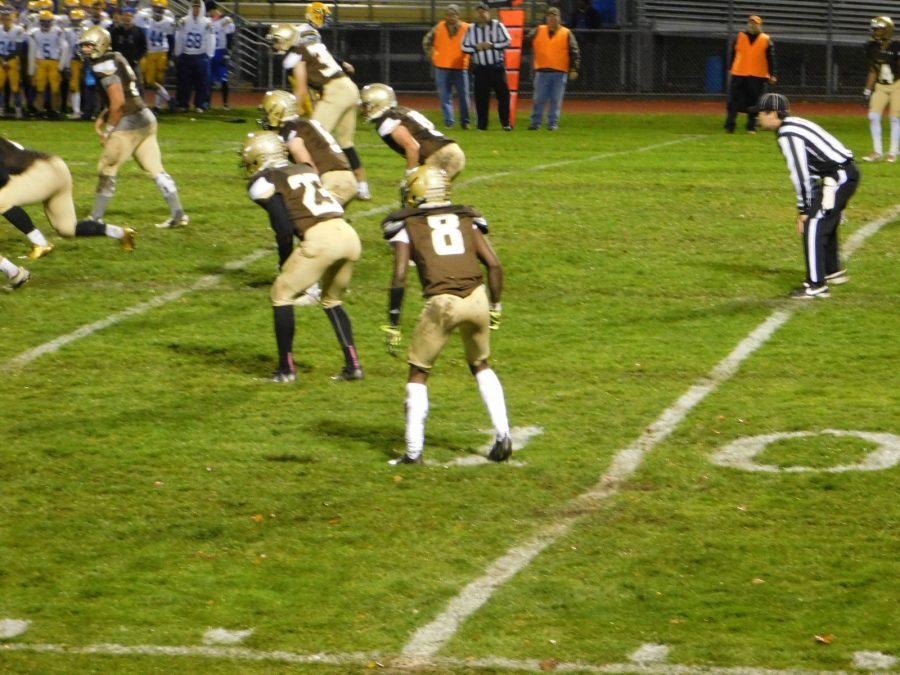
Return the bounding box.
[461,26,476,54]
[493,22,511,49]
[263,195,295,268]
[473,229,503,304]
[766,39,776,78]
[0,163,10,190]
[568,30,580,71]
[778,134,812,214]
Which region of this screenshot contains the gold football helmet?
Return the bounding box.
[261,90,300,129]
[38,9,54,26]
[78,25,111,59]
[64,0,80,10]
[69,7,85,20]
[241,132,289,174]
[359,83,397,122]
[305,2,331,28]
[266,23,301,55]
[870,16,894,41]
[401,166,450,207]
[151,0,169,7]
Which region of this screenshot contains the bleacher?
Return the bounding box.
[214,0,480,24]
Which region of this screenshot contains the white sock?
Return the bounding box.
[104,224,125,239]
[70,92,80,114]
[475,368,510,439]
[0,256,20,279]
[158,85,170,102]
[890,116,899,154]
[26,229,49,247]
[869,111,883,154]
[405,382,429,460]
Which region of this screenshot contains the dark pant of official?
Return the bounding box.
[725,75,767,132]
[803,163,860,287]
[472,64,510,130]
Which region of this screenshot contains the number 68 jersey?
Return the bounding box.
[382,203,488,298]
[248,162,344,234]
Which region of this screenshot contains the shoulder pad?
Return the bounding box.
[382,208,415,239]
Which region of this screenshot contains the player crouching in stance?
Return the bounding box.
[0,254,29,290]
[1,136,135,256]
[78,26,188,230]
[754,93,859,299]
[360,83,466,182]
[381,166,510,464]
[241,132,364,383]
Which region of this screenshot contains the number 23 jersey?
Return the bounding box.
[383,203,488,298]
[248,163,344,234]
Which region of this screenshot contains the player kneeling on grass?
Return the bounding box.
[754,93,859,299]
[241,131,364,383]
[1,136,135,257]
[78,25,188,230]
[360,83,466,182]
[0,253,29,290]
[381,166,510,465]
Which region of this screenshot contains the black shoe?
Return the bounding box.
[487,435,513,462]
[332,366,364,382]
[388,454,423,465]
[528,124,539,130]
[460,122,469,130]
[790,285,830,299]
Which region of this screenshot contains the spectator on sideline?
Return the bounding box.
[526,7,579,131]
[422,3,470,129]
[725,14,777,134]
[462,2,512,131]
[208,1,234,109]
[174,0,213,112]
[569,0,601,29]
[110,8,147,74]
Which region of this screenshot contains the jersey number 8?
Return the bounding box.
[427,214,465,256]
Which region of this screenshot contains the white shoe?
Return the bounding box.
[156,213,189,229]
[887,153,897,163]
[862,152,883,162]
[357,184,371,201]
[10,267,30,289]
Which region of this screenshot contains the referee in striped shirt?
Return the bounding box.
[462,2,512,130]
[755,93,860,299]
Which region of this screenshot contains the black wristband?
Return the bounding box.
[389,287,405,326]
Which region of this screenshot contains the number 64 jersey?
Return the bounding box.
[382,203,488,298]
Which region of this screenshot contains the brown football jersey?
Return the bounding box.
[866,40,900,82]
[0,137,50,177]
[279,118,351,174]
[92,51,148,118]
[375,106,454,162]
[288,41,345,92]
[382,203,488,298]
[249,162,344,234]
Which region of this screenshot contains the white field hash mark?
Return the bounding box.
[1,135,700,372]
[399,203,900,661]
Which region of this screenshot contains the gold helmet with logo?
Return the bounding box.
[870,16,894,41]
[240,132,289,175]
[305,2,331,28]
[401,166,450,207]
[266,23,301,55]
[359,83,397,122]
[69,7,85,20]
[260,90,300,129]
[78,25,111,59]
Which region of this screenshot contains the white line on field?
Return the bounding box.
[1,135,701,372]
[399,203,900,661]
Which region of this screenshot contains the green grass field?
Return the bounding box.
[0,107,898,673]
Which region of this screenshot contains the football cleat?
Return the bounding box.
[121,227,136,252]
[357,183,372,201]
[155,213,189,229]
[271,368,296,383]
[332,366,364,382]
[388,454,423,465]
[28,243,54,259]
[862,152,883,162]
[887,153,897,163]
[487,435,513,462]
[790,285,829,299]
[10,267,30,290]
[825,269,849,285]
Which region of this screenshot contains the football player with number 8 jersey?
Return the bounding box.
[79,25,188,230]
[241,131,364,383]
[361,82,466,181]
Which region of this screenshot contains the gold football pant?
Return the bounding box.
[98,121,165,177]
[870,80,900,117]
[424,142,466,181]
[69,58,82,90]
[271,217,361,308]
[0,155,78,236]
[143,51,169,88]
[34,59,62,94]
[312,76,359,148]
[320,169,358,206]
[0,56,22,93]
[408,284,491,371]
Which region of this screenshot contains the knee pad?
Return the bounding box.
[342,146,362,171]
[868,111,882,123]
[97,174,117,197]
[154,172,177,196]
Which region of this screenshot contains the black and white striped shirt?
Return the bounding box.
[462,19,511,67]
[776,116,854,214]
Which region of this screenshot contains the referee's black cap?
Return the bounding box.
[749,92,790,115]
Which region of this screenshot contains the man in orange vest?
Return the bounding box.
[422,4,471,129]
[526,6,579,130]
[725,14,777,134]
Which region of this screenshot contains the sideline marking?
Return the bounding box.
[202,628,254,646]
[853,651,897,670]
[630,644,671,665]
[711,429,900,473]
[2,136,700,373]
[399,204,900,661]
[0,642,876,673]
[0,619,29,640]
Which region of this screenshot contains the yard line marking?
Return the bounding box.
[0,619,29,639]
[0,642,868,673]
[399,203,900,661]
[2,136,701,372]
[202,628,254,646]
[853,651,897,670]
[630,644,671,665]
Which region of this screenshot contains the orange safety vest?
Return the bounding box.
[532,24,571,72]
[432,20,470,70]
[730,32,771,78]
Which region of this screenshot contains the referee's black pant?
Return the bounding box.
[803,163,860,287]
[472,65,510,130]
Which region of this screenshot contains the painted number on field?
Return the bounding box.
[710,429,900,473]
